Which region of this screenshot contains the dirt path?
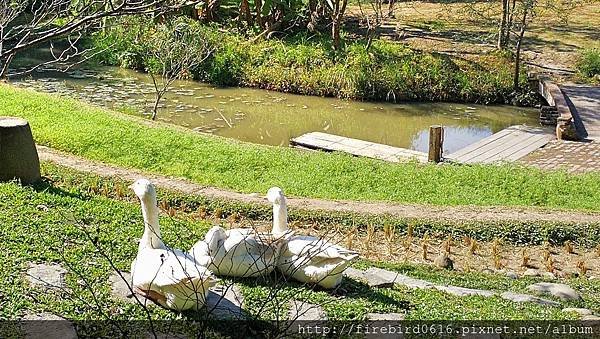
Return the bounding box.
[37,146,600,224]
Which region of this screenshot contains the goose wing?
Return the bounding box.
[137,247,212,288]
[286,235,358,260]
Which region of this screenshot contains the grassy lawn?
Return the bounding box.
[2,163,598,335]
[352,0,600,77]
[2,84,600,212]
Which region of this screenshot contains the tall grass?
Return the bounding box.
[90,18,532,104]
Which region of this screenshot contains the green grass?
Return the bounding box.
[40,161,600,246]
[2,164,597,333]
[2,84,600,213]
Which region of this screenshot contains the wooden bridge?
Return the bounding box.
[539,78,600,141]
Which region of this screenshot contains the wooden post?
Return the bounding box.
[0,117,41,184]
[428,125,443,163]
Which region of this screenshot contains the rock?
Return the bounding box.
[527,282,581,301]
[343,267,368,282]
[206,284,245,319]
[506,271,519,279]
[435,285,495,298]
[358,267,395,288]
[36,204,49,212]
[366,312,405,320]
[562,308,593,316]
[582,315,600,321]
[21,313,77,339]
[109,271,145,304]
[365,267,434,289]
[523,269,540,277]
[542,272,556,280]
[500,292,561,307]
[288,300,327,321]
[248,193,260,198]
[26,263,67,290]
[434,253,454,270]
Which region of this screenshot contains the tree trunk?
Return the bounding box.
[513,10,528,91]
[331,0,347,50]
[239,0,252,25]
[498,0,508,49]
[255,0,264,29]
[0,117,41,184]
[332,19,341,50]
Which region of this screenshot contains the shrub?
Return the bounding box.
[577,48,600,79]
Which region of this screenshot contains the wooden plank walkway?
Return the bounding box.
[290,132,428,163]
[561,85,600,141]
[444,125,554,164]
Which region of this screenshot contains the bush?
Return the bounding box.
[577,48,600,79]
[91,17,533,104]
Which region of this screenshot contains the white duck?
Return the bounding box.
[188,193,291,277]
[270,187,359,289]
[129,179,217,311]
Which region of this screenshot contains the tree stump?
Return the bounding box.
[0,117,41,184]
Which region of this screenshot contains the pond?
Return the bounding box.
[13,66,539,154]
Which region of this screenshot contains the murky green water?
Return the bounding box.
[13,66,538,153]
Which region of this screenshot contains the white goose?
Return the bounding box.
[270,187,359,289]
[188,196,291,277]
[129,179,217,311]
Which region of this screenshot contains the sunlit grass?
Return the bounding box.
[2,84,600,211]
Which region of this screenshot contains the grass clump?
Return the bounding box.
[2,84,600,212]
[577,48,600,82]
[90,17,532,104]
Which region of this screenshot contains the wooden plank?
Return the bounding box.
[290,132,427,163]
[480,134,551,164]
[449,128,522,163]
[467,129,540,163]
[445,125,553,164]
[445,128,514,159]
[456,126,551,163]
[445,127,517,160]
[502,134,553,161]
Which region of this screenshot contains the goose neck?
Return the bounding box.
[272,200,288,235]
[139,196,165,250]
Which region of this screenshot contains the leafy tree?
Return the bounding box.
[0,0,198,78]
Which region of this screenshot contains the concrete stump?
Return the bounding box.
[0,117,40,184]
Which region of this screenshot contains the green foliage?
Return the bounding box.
[89,16,154,69]
[577,48,600,79]
[2,84,600,214]
[92,18,534,104]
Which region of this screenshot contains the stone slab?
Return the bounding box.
[206,284,245,319]
[500,292,561,307]
[288,300,327,321]
[21,313,77,339]
[26,263,67,290]
[527,282,581,301]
